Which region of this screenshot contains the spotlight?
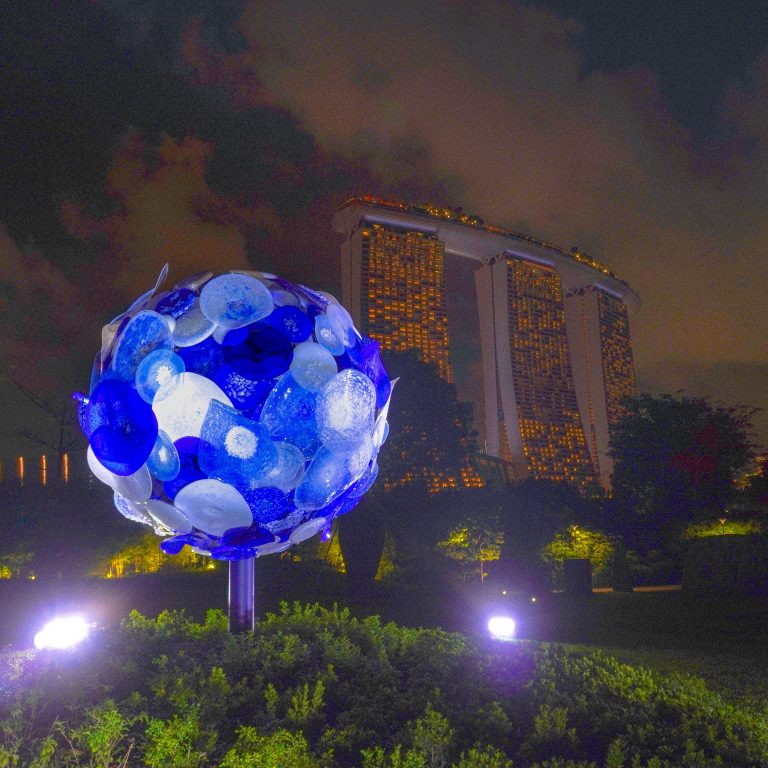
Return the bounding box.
[34,616,90,650]
[487,615,516,642]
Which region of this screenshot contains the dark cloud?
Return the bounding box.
[1,0,767,455]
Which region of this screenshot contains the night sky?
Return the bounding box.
[2,0,767,456]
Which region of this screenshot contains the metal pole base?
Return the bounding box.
[228,557,255,634]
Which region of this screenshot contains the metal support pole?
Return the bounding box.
[228,557,255,633]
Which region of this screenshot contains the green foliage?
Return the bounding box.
[144,710,209,768]
[684,518,762,538]
[609,394,757,549]
[489,479,588,591]
[451,744,514,768]
[437,516,504,583]
[360,744,426,768]
[541,526,614,584]
[3,603,768,767]
[66,699,138,767]
[220,726,319,767]
[0,552,34,580]
[410,704,453,768]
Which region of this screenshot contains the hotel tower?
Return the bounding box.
[332,196,639,489]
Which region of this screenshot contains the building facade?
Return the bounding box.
[333,196,639,490]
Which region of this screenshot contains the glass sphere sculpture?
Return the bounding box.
[76,267,392,561]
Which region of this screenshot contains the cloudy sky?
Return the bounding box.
[1,0,767,456]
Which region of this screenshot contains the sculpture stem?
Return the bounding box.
[228,557,255,633]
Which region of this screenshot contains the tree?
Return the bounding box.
[541,524,614,586]
[437,514,503,583]
[376,349,478,493]
[490,478,589,592]
[609,393,757,550]
[338,350,480,592]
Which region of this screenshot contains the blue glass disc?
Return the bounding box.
[314,315,345,355]
[199,401,278,487]
[346,336,391,409]
[109,311,173,382]
[155,288,196,318]
[147,429,181,481]
[267,305,312,342]
[221,527,275,547]
[85,379,158,476]
[200,273,274,329]
[212,364,276,414]
[242,486,294,525]
[163,437,205,499]
[225,323,293,380]
[135,348,184,403]
[176,336,226,377]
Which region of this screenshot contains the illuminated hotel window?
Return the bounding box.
[597,291,636,428]
[500,257,595,486]
[359,221,483,492]
[360,223,454,383]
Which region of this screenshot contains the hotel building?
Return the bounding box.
[333,196,639,489]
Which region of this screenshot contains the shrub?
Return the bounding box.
[2,603,767,767]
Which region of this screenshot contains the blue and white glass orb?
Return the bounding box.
[76,267,392,561]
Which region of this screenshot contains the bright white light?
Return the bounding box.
[34,616,89,650]
[487,615,516,642]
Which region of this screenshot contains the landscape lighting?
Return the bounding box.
[487,615,516,642]
[34,616,90,650]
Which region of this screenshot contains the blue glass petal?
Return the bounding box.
[289,341,337,392]
[316,369,376,452]
[221,526,275,547]
[147,429,181,481]
[225,323,293,380]
[267,305,312,342]
[210,546,255,561]
[135,349,184,403]
[155,287,197,318]
[242,487,294,525]
[259,373,321,459]
[347,460,379,499]
[159,537,186,555]
[176,335,226,377]
[198,400,278,486]
[109,311,173,382]
[160,530,218,555]
[314,315,345,355]
[85,379,158,476]
[172,298,216,347]
[297,284,329,311]
[212,364,276,415]
[294,438,372,511]
[326,302,358,348]
[163,437,205,500]
[89,352,102,395]
[73,392,88,436]
[346,336,391,409]
[199,273,274,329]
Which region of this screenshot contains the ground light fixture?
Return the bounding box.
[33,616,90,650]
[487,615,516,642]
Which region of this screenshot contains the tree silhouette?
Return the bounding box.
[609,393,757,551]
